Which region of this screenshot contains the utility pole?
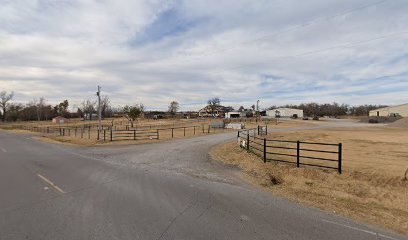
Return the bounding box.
[97,86,102,131]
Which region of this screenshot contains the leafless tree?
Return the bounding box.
[168,101,179,117]
[100,95,112,118]
[30,97,46,121]
[81,99,96,120]
[0,91,14,122]
[207,97,220,116]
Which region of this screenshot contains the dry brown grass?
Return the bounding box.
[244,119,314,129]
[28,126,232,146]
[210,127,408,235]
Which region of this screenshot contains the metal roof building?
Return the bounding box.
[266,108,303,118]
[369,103,408,117]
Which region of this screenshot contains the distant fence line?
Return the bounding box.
[102,124,225,141]
[1,123,227,142]
[238,127,342,174]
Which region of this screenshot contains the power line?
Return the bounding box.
[206,30,408,75]
[176,0,389,61]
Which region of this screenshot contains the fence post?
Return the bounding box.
[184,127,186,136]
[257,125,259,135]
[246,131,250,151]
[296,141,300,168]
[104,130,106,141]
[88,126,91,139]
[97,129,100,140]
[172,128,174,138]
[338,143,342,174]
[263,138,266,163]
[110,128,113,141]
[202,125,204,133]
[208,125,210,133]
[134,130,136,140]
[157,129,159,140]
[194,126,196,135]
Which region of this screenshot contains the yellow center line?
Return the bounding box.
[37,174,66,194]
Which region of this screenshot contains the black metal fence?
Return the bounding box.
[99,129,159,141]
[238,127,342,173]
[14,125,95,139]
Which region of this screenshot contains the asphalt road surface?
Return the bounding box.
[0,123,406,240]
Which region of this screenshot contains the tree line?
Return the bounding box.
[0,91,117,122]
[0,90,389,123]
[0,90,171,123]
[268,103,388,117]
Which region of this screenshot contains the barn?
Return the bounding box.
[369,103,408,117]
[266,108,304,118]
[52,116,68,124]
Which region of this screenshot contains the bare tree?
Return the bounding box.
[207,97,220,116]
[168,101,179,117]
[81,99,96,120]
[0,91,14,122]
[100,95,111,118]
[30,97,46,121]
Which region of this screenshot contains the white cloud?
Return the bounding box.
[1,0,408,111]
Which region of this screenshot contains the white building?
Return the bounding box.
[369,103,408,117]
[225,111,241,118]
[266,108,304,118]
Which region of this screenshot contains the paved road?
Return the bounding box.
[0,125,406,240]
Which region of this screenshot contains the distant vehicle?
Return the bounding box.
[303,117,309,120]
[153,115,163,120]
[313,116,320,121]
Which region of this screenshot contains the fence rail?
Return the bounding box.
[1,122,230,142]
[101,129,159,141]
[238,127,342,173]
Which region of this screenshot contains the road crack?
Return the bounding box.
[156,191,200,240]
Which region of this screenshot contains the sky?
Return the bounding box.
[1,0,408,111]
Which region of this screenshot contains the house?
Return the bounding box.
[369,103,408,117]
[266,108,304,118]
[198,105,233,117]
[52,116,68,124]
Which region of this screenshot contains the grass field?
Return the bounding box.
[211,126,408,234]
